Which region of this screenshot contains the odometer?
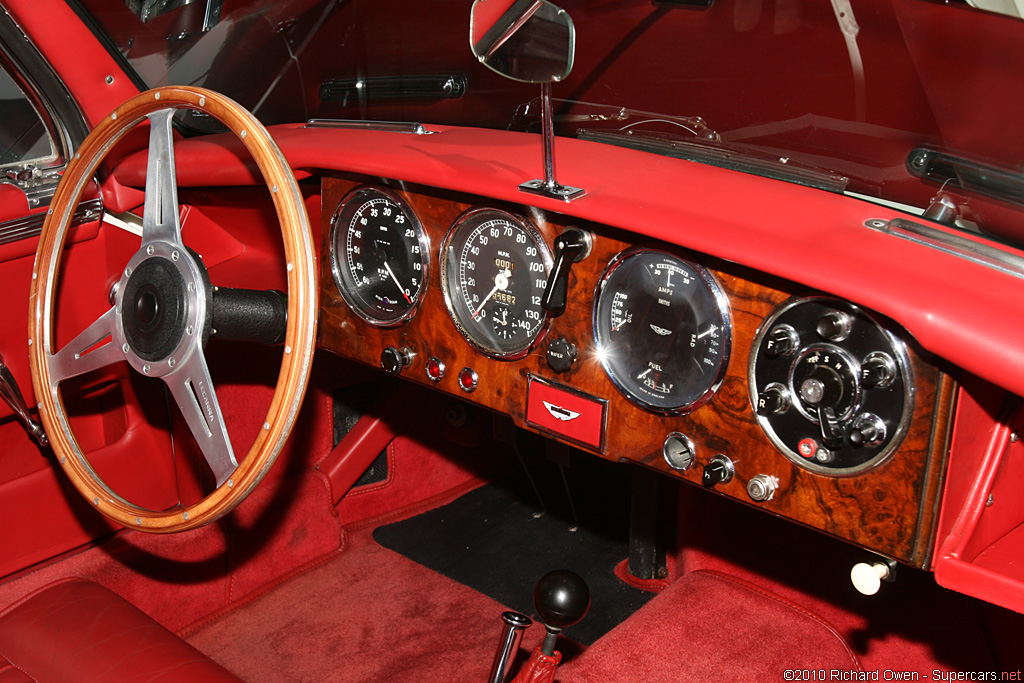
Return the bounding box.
[330,186,428,327]
[593,248,731,413]
[441,208,552,359]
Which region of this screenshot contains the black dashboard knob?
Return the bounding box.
[702,454,734,488]
[765,324,798,358]
[756,383,790,416]
[380,346,412,374]
[546,337,578,373]
[848,413,886,448]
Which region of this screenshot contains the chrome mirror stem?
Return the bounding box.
[519,82,585,202]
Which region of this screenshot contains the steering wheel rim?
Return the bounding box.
[28,86,317,533]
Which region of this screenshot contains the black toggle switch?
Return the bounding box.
[542,228,591,317]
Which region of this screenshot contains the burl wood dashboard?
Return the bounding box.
[318,174,955,568]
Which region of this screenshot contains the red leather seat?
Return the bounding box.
[0,579,242,682]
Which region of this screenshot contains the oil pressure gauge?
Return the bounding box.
[593,247,731,414]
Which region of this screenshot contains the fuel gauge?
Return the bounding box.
[593,248,731,413]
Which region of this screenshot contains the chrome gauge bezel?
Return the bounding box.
[747,296,915,477]
[439,207,554,360]
[329,185,430,328]
[592,246,732,415]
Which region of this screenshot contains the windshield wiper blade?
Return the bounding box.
[579,128,849,194]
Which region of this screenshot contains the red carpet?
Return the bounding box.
[184,498,551,682]
[183,502,864,682]
[560,570,860,682]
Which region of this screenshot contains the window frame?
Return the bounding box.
[0,4,89,208]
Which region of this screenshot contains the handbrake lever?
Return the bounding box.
[0,352,48,448]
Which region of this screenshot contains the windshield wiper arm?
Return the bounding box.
[907,146,1024,210]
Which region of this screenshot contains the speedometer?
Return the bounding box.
[440,208,552,359]
[593,247,731,413]
[330,186,429,327]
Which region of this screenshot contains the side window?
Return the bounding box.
[0,64,57,170]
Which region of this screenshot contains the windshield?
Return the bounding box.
[72,0,1024,247]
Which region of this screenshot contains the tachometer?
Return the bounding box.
[441,208,552,359]
[330,186,429,327]
[593,248,731,413]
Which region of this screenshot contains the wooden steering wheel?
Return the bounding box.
[28,87,317,533]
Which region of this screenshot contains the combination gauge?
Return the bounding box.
[593,248,732,413]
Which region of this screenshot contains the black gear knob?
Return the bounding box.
[534,570,590,630]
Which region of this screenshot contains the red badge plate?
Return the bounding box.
[525,375,607,451]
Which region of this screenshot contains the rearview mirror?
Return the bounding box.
[470,0,575,84]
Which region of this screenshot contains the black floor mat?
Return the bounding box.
[373,455,655,645]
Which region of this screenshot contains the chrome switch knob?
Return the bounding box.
[816,310,852,341]
[747,474,779,502]
[861,351,897,388]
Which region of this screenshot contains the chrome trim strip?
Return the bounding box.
[867,217,1024,281]
[304,119,430,135]
[0,197,102,247]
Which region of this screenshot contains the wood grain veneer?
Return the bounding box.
[319,174,952,566]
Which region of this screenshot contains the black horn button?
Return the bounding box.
[121,257,189,362]
[134,286,160,330]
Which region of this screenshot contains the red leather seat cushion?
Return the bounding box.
[0,578,242,682]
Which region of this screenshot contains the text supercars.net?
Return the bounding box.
[783,670,1022,681]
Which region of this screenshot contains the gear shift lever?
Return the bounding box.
[499,570,589,683]
[533,570,590,656]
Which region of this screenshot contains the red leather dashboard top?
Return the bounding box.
[113,123,1024,400]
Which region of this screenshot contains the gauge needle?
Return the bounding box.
[637,368,652,379]
[612,315,630,331]
[383,261,412,303]
[472,269,510,318]
[697,325,718,339]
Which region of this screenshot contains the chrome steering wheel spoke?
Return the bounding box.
[162,348,238,487]
[30,86,316,532]
[46,306,125,387]
[141,109,184,247]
